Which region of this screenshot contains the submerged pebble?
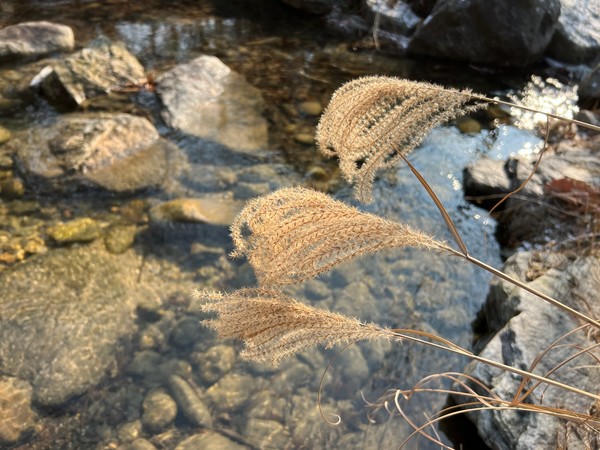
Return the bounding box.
[47,217,101,243]
[142,389,177,433]
[0,177,25,199]
[117,420,143,444]
[297,100,323,116]
[0,126,11,144]
[205,373,258,413]
[168,375,213,428]
[129,438,157,450]
[0,376,35,445]
[174,431,247,450]
[192,344,236,385]
[244,418,290,449]
[104,224,137,254]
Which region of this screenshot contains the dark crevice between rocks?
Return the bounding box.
[440,396,493,450]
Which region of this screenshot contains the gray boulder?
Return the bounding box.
[39,36,145,109]
[362,0,421,35]
[157,55,268,154]
[0,21,74,62]
[547,0,600,64]
[457,252,600,450]
[463,157,513,210]
[0,243,159,406]
[280,0,355,14]
[14,112,178,193]
[579,62,600,106]
[464,140,600,246]
[408,0,561,66]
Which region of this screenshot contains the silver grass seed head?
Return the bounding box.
[316,76,483,203]
[229,187,449,286]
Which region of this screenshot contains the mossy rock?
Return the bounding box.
[48,217,101,243]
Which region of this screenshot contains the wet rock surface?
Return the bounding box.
[149,197,242,226]
[0,21,74,62]
[461,124,600,448]
[458,252,600,450]
[280,0,353,14]
[408,0,560,66]
[579,62,600,107]
[547,0,600,64]
[157,55,268,154]
[39,36,145,109]
[465,136,600,248]
[363,0,421,36]
[0,376,35,445]
[14,112,176,193]
[0,243,158,406]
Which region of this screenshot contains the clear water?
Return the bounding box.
[0,2,560,449]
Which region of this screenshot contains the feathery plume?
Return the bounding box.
[195,288,396,365]
[230,187,449,286]
[315,76,483,203]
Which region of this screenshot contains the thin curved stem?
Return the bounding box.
[441,246,600,329]
[389,328,600,402]
[469,94,600,133]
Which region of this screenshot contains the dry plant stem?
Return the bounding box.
[517,341,600,405]
[398,153,468,256]
[394,375,600,449]
[419,83,600,133]
[445,247,600,329]
[488,116,551,216]
[389,328,600,402]
[397,151,600,328]
[469,93,600,133]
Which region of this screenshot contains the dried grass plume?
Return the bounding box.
[230,187,450,286]
[195,288,396,365]
[316,76,483,202]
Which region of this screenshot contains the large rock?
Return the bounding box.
[408,0,561,66]
[14,112,178,193]
[546,0,600,64]
[464,139,600,247]
[0,21,74,62]
[463,157,513,210]
[457,252,600,450]
[362,0,421,35]
[0,243,158,406]
[279,0,355,14]
[157,55,268,153]
[39,36,145,109]
[579,62,600,107]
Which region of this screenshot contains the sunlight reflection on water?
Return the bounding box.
[508,75,579,130]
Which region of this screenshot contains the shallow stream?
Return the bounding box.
[0,2,569,449]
